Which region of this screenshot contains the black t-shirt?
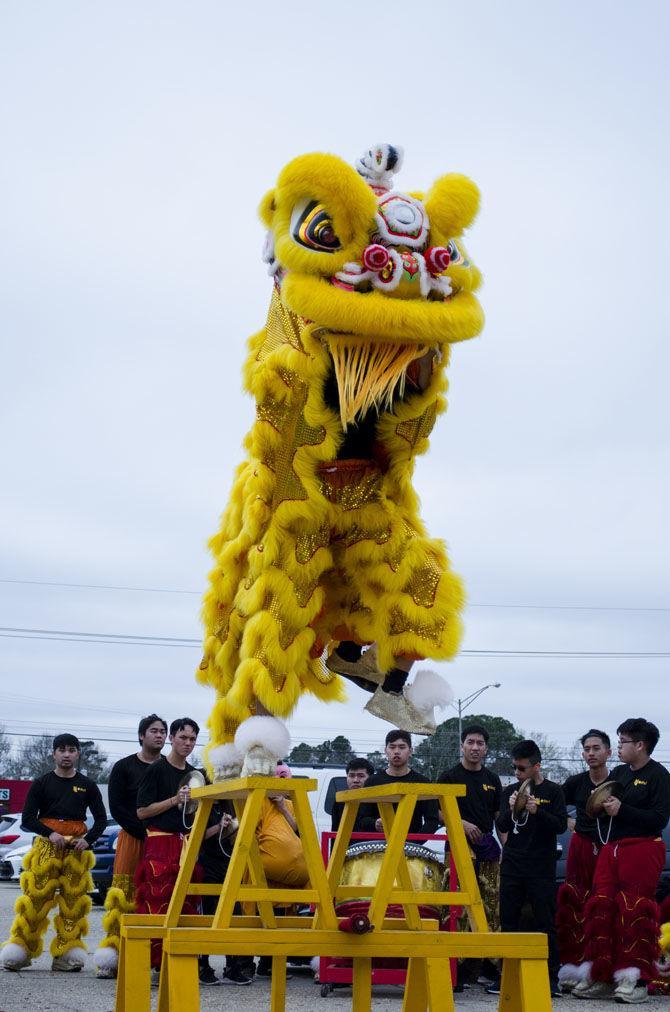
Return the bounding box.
[21,770,107,845]
[108,753,159,840]
[437,763,502,834]
[562,770,610,840]
[496,778,567,880]
[135,755,196,834]
[608,759,670,841]
[358,769,440,837]
[198,800,236,881]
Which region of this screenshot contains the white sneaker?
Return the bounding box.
[614,981,648,1004]
[572,979,614,999]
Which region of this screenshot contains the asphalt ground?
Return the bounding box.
[0,882,668,1011]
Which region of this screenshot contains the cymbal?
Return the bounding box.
[585,780,623,818]
[512,778,533,816]
[178,769,206,815]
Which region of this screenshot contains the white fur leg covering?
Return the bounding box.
[613,967,641,985]
[558,963,588,984]
[93,946,119,971]
[62,946,86,968]
[208,743,243,781]
[1,942,30,969]
[405,669,453,714]
[235,716,290,777]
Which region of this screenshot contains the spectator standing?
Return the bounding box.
[94,713,167,978]
[358,730,439,837]
[330,758,375,834]
[556,728,611,993]
[1,733,107,972]
[572,718,670,1003]
[493,739,566,999]
[438,723,502,990]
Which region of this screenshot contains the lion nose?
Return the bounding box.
[362,244,391,272]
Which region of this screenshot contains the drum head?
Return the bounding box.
[585,780,623,818]
[512,778,533,816]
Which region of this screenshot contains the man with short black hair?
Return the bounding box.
[572,718,670,1003]
[358,730,439,836]
[331,758,376,834]
[438,723,502,989]
[1,733,107,973]
[135,717,202,972]
[94,713,167,978]
[556,728,611,992]
[493,739,566,998]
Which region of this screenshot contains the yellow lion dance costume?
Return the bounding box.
[197,145,484,775]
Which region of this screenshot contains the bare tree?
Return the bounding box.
[7,735,55,779]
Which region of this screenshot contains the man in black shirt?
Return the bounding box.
[94,712,167,978]
[1,733,107,973]
[494,739,566,998]
[438,723,502,988]
[573,718,670,1004]
[331,758,375,835]
[358,730,439,836]
[556,728,611,992]
[135,716,202,971]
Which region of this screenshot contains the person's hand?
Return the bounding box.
[603,795,621,817]
[70,837,89,852]
[271,794,288,808]
[567,816,576,833]
[526,796,538,815]
[508,791,518,811]
[48,831,67,849]
[375,818,384,834]
[463,820,483,843]
[220,813,234,830]
[176,785,191,807]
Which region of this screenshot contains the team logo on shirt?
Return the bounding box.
[482,784,496,792]
[536,798,550,805]
[633,779,647,787]
[72,786,86,793]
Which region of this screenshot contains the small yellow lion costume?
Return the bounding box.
[197,145,483,756]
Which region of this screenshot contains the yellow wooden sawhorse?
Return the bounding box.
[117,779,552,1011]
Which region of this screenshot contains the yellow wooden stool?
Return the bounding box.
[116,778,552,1012]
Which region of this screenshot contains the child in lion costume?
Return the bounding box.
[196,145,484,776]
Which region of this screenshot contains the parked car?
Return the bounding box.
[91,820,120,904]
[0,814,37,859]
[0,843,30,881]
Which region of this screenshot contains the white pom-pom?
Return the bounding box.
[558,963,588,984]
[613,967,641,985]
[405,669,453,713]
[234,716,290,758]
[209,743,242,781]
[1,942,30,969]
[94,946,119,971]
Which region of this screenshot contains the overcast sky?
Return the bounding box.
[1,2,669,772]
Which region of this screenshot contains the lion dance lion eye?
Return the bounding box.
[291,200,341,252]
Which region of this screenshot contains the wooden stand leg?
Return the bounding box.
[352,956,372,1012]
[167,953,199,1009]
[499,958,551,1012]
[402,958,427,1012]
[426,957,454,1012]
[118,938,151,1012]
[270,955,287,1012]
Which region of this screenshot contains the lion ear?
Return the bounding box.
[258,189,276,228]
[424,174,480,235]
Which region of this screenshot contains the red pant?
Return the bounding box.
[584,836,664,981]
[134,832,202,968]
[557,832,600,966]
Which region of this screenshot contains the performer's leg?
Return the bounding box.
[0,837,62,968]
[612,837,665,986]
[556,832,599,982]
[95,830,143,977]
[526,877,560,986]
[51,846,94,969]
[499,875,525,932]
[582,841,618,983]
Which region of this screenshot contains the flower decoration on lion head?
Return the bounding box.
[199,145,483,780]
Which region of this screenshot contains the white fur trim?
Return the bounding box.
[209,743,242,780]
[654,957,670,978]
[234,716,290,758]
[1,942,29,968]
[558,963,589,983]
[62,946,86,968]
[94,946,119,970]
[405,669,453,712]
[310,956,320,973]
[613,967,641,985]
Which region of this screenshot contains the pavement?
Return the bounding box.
[0,881,668,1010]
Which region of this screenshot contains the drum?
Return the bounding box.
[335,841,445,970]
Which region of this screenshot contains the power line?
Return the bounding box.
[1,578,669,613]
[1,626,668,658]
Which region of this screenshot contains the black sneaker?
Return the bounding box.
[222,968,253,985]
[485,978,501,995]
[199,964,221,986]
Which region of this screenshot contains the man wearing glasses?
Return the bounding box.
[572,718,670,1004]
[493,739,567,998]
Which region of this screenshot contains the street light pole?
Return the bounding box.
[453,682,502,744]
